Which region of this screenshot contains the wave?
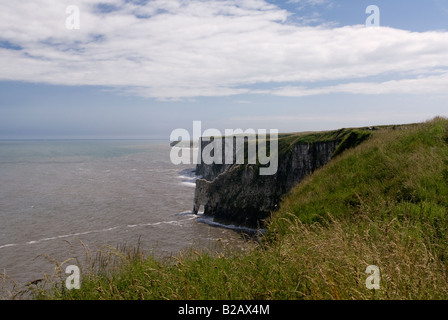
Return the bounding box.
[174,210,199,216]
[0,211,261,251]
[127,215,196,228]
[178,168,201,187]
[176,211,264,235]
[196,214,265,235]
[0,243,18,249]
[25,227,119,245]
[0,215,198,250]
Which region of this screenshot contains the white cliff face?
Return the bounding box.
[193,140,340,228]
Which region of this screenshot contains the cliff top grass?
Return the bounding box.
[17,117,448,300]
[217,125,375,167]
[276,126,374,159]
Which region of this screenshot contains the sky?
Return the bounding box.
[0,0,447,139]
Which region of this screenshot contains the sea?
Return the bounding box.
[0,140,253,296]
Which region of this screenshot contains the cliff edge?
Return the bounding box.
[192,128,372,228]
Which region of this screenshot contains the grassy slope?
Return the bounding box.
[31,118,448,300]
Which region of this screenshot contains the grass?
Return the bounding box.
[14,117,448,300]
[276,126,373,160]
[203,126,373,169]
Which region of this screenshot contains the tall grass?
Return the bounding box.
[25,117,448,300]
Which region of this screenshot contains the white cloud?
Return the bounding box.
[1,0,448,100]
[268,72,448,97]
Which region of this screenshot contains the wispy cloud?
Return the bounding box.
[0,0,448,100]
[267,72,448,97]
[227,111,438,132]
[287,0,333,10]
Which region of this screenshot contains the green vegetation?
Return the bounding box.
[25,117,448,300]
[331,130,372,157]
[242,126,373,172]
[276,127,370,159]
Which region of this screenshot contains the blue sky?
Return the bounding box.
[0,0,447,139]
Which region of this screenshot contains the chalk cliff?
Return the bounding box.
[192,129,371,228]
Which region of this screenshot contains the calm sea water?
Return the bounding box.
[0,140,249,294]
